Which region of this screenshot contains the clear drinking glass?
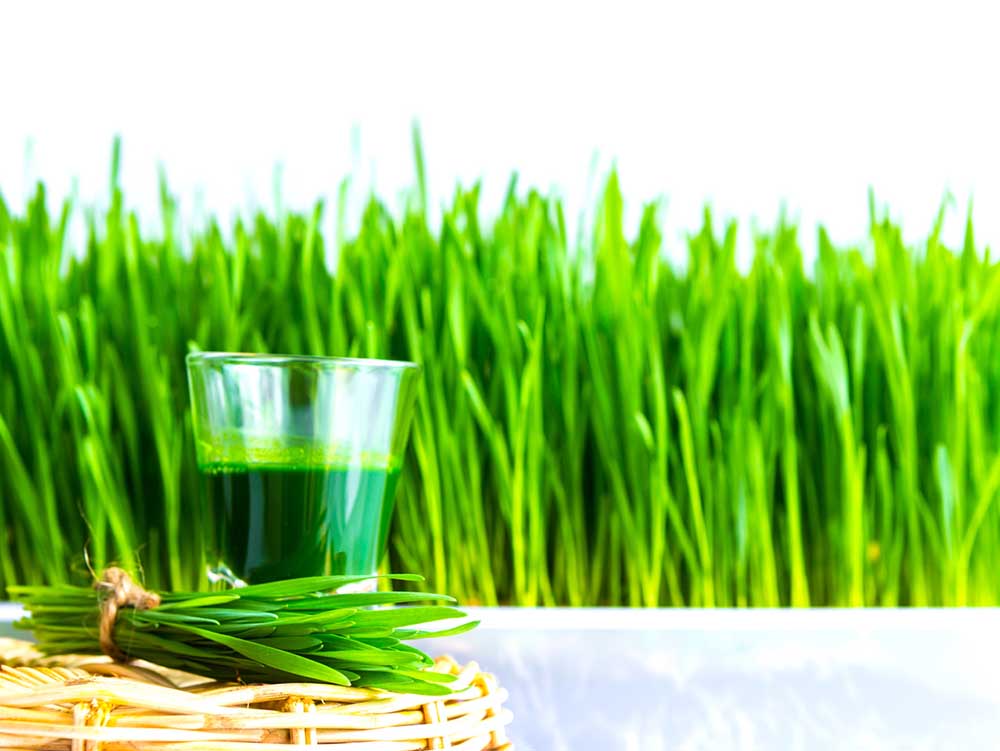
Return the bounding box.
[186,353,420,586]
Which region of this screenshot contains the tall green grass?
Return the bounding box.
[3,142,1000,606]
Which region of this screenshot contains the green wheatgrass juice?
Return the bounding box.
[199,450,400,584]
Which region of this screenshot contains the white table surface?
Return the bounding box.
[4,604,999,750]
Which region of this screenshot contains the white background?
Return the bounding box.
[2,0,998,266]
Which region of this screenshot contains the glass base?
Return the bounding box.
[207,564,378,593]
[207,564,247,588]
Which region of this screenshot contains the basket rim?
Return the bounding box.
[0,638,513,750]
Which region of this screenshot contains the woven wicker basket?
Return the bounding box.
[0,638,512,750]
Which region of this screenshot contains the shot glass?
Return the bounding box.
[186,353,420,586]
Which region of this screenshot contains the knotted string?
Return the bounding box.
[95,567,161,662]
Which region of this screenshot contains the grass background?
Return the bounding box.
[3,140,1000,607]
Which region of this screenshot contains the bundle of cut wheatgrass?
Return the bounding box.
[12,570,477,695]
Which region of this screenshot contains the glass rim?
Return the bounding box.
[186,351,420,371]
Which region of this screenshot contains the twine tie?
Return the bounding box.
[95,567,161,663]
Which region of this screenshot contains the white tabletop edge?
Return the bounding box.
[459,605,1000,631]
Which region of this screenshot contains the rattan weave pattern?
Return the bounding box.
[0,638,512,750]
